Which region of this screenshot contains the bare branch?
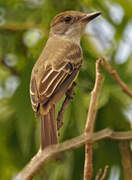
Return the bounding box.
[85,59,103,133]
[83,57,132,180]
[100,57,132,98]
[95,169,102,180]
[14,57,132,180]
[14,128,132,180]
[100,165,109,180]
[84,58,104,180]
[119,141,132,180]
[95,165,109,180]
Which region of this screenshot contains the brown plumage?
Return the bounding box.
[30,10,101,149]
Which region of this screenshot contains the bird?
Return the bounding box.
[30,10,101,150]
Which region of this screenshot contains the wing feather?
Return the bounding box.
[30,78,39,111]
[39,70,58,94]
[44,71,66,97]
[39,62,74,99]
[30,39,83,112]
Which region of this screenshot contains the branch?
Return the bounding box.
[119,141,132,180]
[14,128,132,180]
[95,168,102,180]
[100,57,132,98]
[95,165,109,180]
[100,165,109,180]
[84,58,103,180]
[14,57,132,180]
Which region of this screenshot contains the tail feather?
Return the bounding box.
[49,105,58,144]
[41,105,58,150]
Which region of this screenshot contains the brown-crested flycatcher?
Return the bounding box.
[30,10,101,149]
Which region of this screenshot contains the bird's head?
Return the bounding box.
[49,10,101,43]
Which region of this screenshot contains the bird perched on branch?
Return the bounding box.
[30,10,101,150]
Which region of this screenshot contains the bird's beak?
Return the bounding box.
[79,11,101,23]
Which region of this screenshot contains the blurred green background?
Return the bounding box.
[0,0,132,179]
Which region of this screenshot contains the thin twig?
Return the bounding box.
[84,58,103,180]
[57,82,77,133]
[119,141,132,180]
[14,128,132,180]
[100,165,109,180]
[95,165,109,180]
[100,57,132,98]
[95,168,102,180]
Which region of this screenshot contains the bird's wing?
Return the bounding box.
[30,76,39,112]
[30,42,82,113]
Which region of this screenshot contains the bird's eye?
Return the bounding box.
[64,16,72,22]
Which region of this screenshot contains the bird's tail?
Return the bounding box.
[41,105,58,150]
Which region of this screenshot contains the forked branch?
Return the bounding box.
[95,165,109,180]
[14,129,132,180]
[14,57,132,180]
